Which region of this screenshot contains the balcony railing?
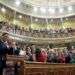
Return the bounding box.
[0,25,75,44]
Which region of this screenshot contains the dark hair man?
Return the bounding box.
[0,32,9,75]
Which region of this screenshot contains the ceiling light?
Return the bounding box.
[60,18,63,22]
[35,18,38,22]
[51,19,53,22]
[13,20,16,25]
[68,6,72,11]
[1,7,6,13]
[59,8,64,13]
[33,7,38,12]
[19,15,22,19]
[15,0,20,6]
[49,8,55,14]
[65,18,68,20]
[63,26,66,29]
[40,7,46,13]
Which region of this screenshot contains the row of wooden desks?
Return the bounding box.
[7,55,75,75]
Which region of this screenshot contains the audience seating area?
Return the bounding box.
[0,21,75,38]
[0,1,75,75]
[1,21,75,75]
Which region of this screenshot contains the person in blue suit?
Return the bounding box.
[0,33,9,75]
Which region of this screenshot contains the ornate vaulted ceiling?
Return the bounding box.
[0,0,75,18]
[22,0,75,7]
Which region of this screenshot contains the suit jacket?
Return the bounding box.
[0,40,8,68]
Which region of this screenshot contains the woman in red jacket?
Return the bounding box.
[37,48,47,62]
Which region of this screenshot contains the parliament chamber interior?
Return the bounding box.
[0,0,75,75]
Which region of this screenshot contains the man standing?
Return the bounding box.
[0,33,9,75]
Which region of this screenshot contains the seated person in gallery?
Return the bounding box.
[47,49,58,63]
[26,46,33,61]
[70,51,75,63]
[36,48,47,62]
[7,39,20,55]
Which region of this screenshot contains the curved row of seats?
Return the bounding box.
[0,21,75,38]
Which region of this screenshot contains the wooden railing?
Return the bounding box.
[25,62,75,75]
[7,55,75,75]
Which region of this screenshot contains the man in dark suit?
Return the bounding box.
[0,32,9,75]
